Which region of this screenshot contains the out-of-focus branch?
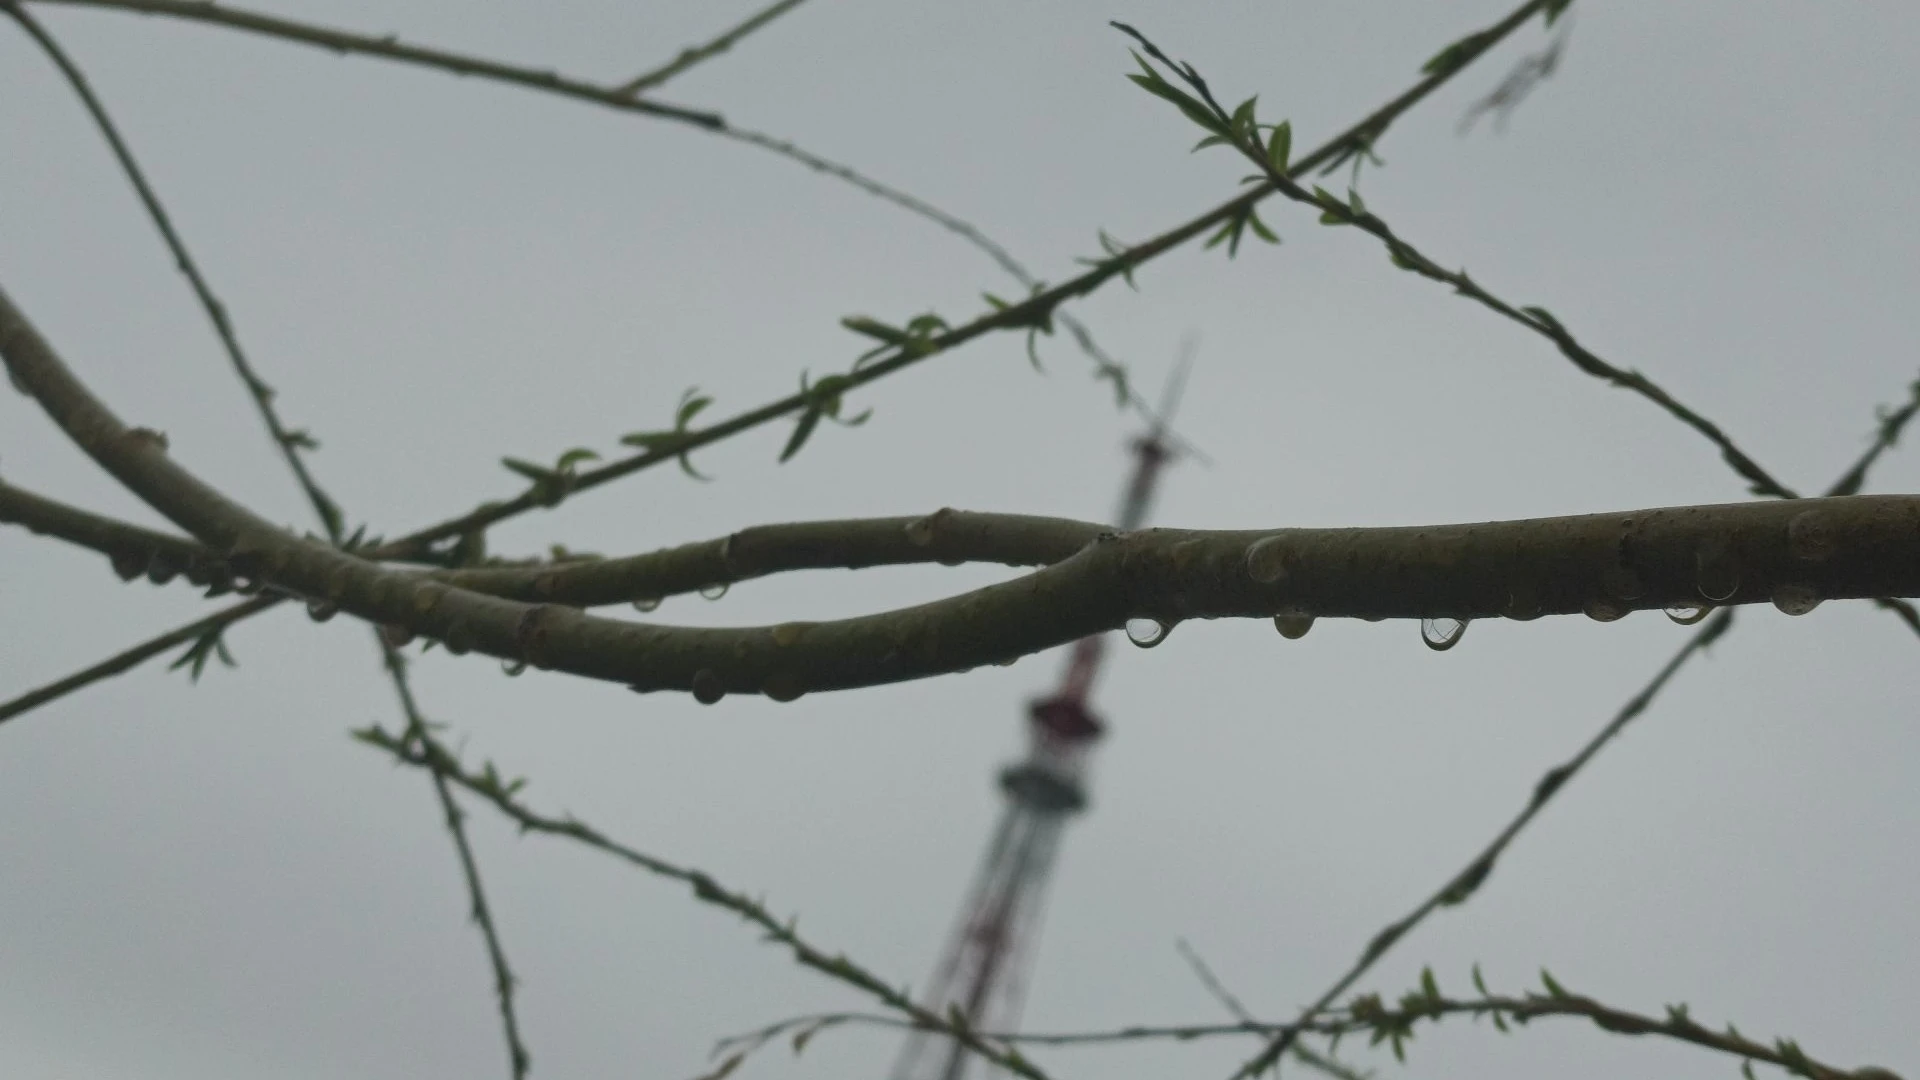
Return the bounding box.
[615,0,810,95]
[355,724,1056,1080]
[709,976,1886,1080]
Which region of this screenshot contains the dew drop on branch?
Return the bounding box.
[501,660,528,677]
[1694,540,1740,602]
[1770,584,1822,616]
[631,596,661,613]
[1273,613,1315,640]
[1420,617,1467,652]
[1664,603,1711,625]
[1244,536,1291,584]
[1785,509,1837,562]
[305,598,338,622]
[699,582,730,601]
[1582,598,1627,623]
[1124,617,1170,648]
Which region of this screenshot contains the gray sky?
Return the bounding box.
[2,2,1917,1078]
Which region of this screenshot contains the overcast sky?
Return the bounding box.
[3,2,1918,1079]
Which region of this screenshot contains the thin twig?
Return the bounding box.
[0,595,275,724]
[30,0,722,127]
[616,0,810,95]
[378,643,531,1079]
[7,1,344,540]
[4,14,534,1069]
[356,725,1056,1080]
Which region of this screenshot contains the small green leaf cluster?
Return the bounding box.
[169,624,237,681]
[621,386,716,480]
[979,290,1056,368]
[501,445,602,506]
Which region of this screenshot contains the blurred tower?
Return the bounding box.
[887,364,1185,1080]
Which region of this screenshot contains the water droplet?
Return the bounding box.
[109,550,144,581]
[1770,584,1822,616]
[1786,509,1837,562]
[1502,584,1543,621]
[146,559,179,586]
[903,514,937,547]
[762,671,805,702]
[233,575,265,596]
[770,622,808,647]
[1244,536,1291,584]
[691,668,726,705]
[1420,617,1467,652]
[306,598,338,622]
[1273,613,1315,640]
[631,596,661,613]
[1583,597,1627,623]
[1695,540,1740,602]
[1124,617,1170,648]
[699,581,730,601]
[442,624,474,655]
[1664,603,1711,625]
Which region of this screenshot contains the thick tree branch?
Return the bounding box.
[10,281,1920,704]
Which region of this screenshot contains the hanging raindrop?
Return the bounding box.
[699,581,730,601]
[1582,597,1627,623]
[305,598,338,623]
[1272,613,1315,640]
[1695,541,1740,602]
[631,596,662,613]
[501,660,528,677]
[109,550,145,582]
[690,668,727,705]
[1770,584,1822,616]
[1244,535,1292,584]
[1420,617,1468,652]
[1124,617,1170,648]
[1664,603,1712,625]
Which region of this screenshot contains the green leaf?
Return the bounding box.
[1266,120,1292,172]
[1126,56,1229,134]
[553,447,600,472]
[1539,969,1568,998]
[1347,187,1367,216]
[676,387,713,428]
[1247,208,1280,245]
[780,406,824,462]
[1471,964,1489,996]
[1228,95,1258,138]
[1191,133,1232,152]
[1420,967,1440,1000]
[501,457,555,483]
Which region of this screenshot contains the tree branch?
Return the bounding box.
[11,280,1920,702]
[355,723,1056,1080]
[27,0,722,127]
[615,0,810,96]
